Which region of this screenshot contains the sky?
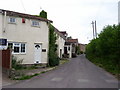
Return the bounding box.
[0,0,119,44]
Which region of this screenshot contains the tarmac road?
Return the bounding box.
[3,54,118,88]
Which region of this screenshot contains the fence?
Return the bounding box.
[0,49,12,69]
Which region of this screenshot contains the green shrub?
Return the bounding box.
[72,53,77,58]
[86,24,120,75]
[62,54,69,58]
[80,51,83,54]
[12,55,24,70]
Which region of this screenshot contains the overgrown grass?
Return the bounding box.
[88,57,120,78]
[14,70,49,80]
[13,73,40,80]
[13,59,69,80]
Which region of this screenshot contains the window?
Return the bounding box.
[32,20,39,27]
[0,39,7,46]
[9,17,16,23]
[21,43,25,53]
[68,46,70,51]
[8,42,26,54]
[14,43,20,53]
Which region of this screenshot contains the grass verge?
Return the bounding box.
[13,59,69,80]
[87,57,120,79]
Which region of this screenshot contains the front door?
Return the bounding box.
[34,44,41,64]
[64,47,67,54]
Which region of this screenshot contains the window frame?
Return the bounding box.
[8,17,16,24]
[31,20,40,27]
[8,42,26,54]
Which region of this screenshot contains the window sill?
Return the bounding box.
[8,22,17,25]
[12,53,26,55]
[31,25,40,28]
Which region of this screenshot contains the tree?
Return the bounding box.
[86,24,120,75]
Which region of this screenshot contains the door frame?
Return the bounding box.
[34,43,42,64]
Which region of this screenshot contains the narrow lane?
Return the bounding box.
[4,55,118,88]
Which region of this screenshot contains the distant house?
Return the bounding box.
[64,41,72,58]
[0,9,52,65]
[64,39,78,58]
[78,43,86,53]
[54,28,66,58]
[60,31,68,39]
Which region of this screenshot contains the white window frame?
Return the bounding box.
[9,17,16,24]
[8,42,26,54]
[31,20,40,27]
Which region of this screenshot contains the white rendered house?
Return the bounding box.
[0,9,52,65]
[54,28,66,58]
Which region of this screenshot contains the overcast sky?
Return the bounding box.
[0,0,119,44]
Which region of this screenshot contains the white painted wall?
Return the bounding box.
[0,13,2,38]
[56,35,65,58]
[1,15,49,64]
[64,44,72,58]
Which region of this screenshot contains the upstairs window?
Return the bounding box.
[9,17,16,23]
[32,20,40,27]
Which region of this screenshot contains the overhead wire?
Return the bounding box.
[20,0,26,13]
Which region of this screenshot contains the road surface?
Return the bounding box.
[3,55,118,88]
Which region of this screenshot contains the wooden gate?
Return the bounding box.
[0,50,12,69]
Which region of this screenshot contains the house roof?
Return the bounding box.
[54,27,66,40]
[60,31,68,36]
[78,43,87,46]
[0,9,52,23]
[66,39,78,43]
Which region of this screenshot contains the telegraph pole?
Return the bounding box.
[91,20,97,39]
[91,21,95,39]
[94,20,97,38]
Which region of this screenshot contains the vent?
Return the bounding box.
[36,61,39,64]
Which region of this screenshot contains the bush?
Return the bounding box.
[80,51,83,54]
[12,55,24,70]
[72,53,77,58]
[75,46,80,55]
[86,24,120,75]
[62,54,69,58]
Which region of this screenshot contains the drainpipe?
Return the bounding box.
[3,11,6,33]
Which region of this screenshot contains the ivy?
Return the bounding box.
[39,10,59,66]
[39,10,47,19]
[48,24,59,66]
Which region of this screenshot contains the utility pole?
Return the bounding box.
[94,20,97,38]
[91,20,97,39]
[91,21,95,39]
